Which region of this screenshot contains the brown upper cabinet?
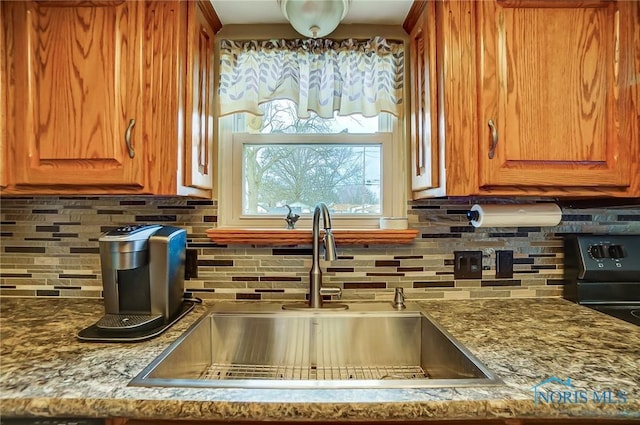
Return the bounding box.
[183,1,216,193]
[477,0,638,194]
[0,3,7,190]
[3,1,146,191]
[143,0,219,198]
[408,1,445,198]
[407,0,640,198]
[1,0,221,197]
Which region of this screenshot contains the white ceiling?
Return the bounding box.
[211,0,413,26]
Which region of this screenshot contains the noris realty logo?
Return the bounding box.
[532,377,628,406]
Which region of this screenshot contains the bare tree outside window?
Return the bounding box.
[242,100,381,216]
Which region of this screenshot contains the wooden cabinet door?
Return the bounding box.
[183,0,215,191]
[1,2,7,189]
[5,1,144,188]
[409,1,444,198]
[477,0,635,190]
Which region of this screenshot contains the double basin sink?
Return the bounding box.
[131,302,502,389]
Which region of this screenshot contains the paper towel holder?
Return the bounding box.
[465,203,563,228]
[466,210,480,223]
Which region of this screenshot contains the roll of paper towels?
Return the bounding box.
[466,203,562,228]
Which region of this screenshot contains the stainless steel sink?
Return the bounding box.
[130,303,502,389]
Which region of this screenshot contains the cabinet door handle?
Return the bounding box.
[487,119,498,159]
[124,118,136,159]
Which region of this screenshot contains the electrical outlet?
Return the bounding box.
[453,251,483,279]
[496,250,514,278]
[184,248,198,280]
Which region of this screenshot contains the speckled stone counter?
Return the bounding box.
[1,297,639,421]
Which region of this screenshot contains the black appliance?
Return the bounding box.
[77,224,195,342]
[563,234,640,326]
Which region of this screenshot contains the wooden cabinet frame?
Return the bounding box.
[408,1,445,198]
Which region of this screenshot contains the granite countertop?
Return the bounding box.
[1,297,639,421]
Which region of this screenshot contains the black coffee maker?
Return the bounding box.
[78,224,195,341]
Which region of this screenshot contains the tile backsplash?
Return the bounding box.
[1,196,639,302]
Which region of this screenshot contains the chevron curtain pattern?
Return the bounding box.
[218,37,404,118]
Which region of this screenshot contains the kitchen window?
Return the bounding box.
[217,37,406,229]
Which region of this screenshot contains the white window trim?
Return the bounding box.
[218,115,406,229]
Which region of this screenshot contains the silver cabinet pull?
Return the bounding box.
[124,118,136,159]
[487,119,498,159]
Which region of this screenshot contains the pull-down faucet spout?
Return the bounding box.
[309,203,337,308]
[283,202,347,310]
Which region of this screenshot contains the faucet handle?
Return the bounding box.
[319,286,342,300]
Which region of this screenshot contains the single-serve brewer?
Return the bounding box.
[78,224,195,341]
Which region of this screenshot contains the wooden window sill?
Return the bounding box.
[206,228,419,245]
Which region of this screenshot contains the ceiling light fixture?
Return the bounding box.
[278,0,351,38]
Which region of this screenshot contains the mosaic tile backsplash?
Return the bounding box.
[1,196,639,301]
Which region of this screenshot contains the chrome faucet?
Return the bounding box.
[283,202,347,310]
[309,202,337,308]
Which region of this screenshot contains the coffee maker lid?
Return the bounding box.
[99,224,162,242]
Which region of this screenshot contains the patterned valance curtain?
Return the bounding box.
[218,36,404,118]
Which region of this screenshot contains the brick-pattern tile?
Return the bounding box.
[0,196,638,300]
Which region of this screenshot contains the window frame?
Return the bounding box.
[218,113,406,229]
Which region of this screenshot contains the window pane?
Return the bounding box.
[247,99,380,134]
[242,144,381,215]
